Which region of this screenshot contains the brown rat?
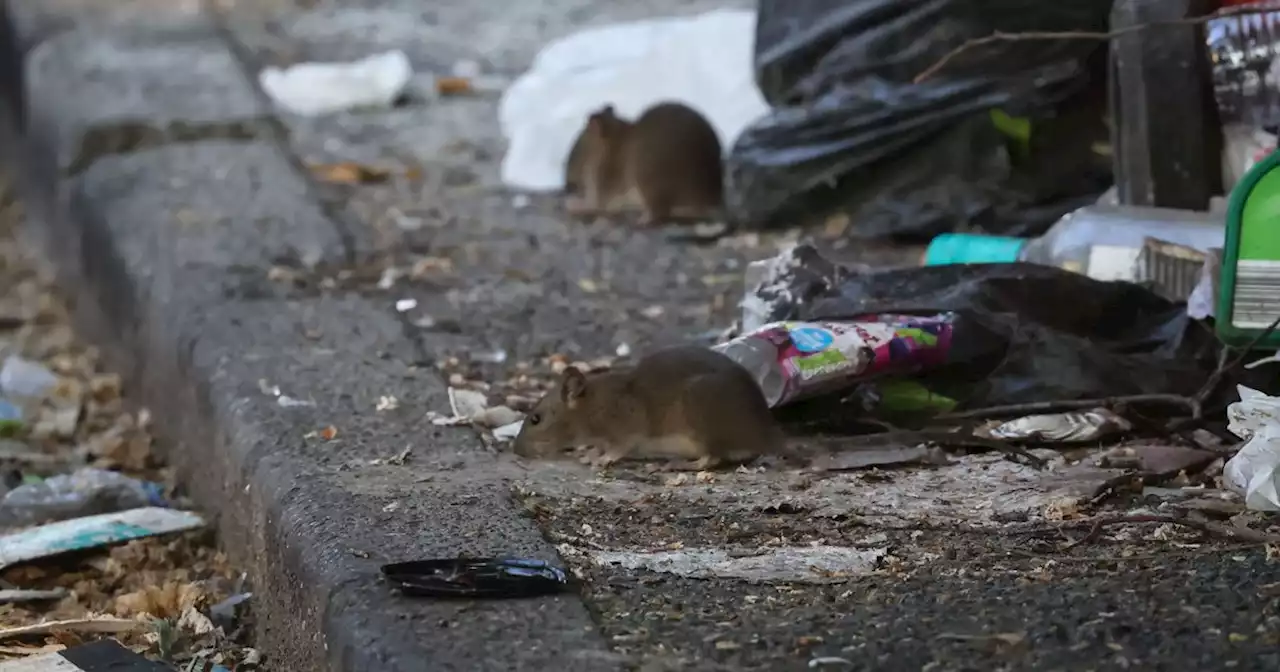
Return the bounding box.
[563,101,724,226]
[510,345,1051,471]
[512,345,785,470]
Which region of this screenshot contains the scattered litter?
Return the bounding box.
[382,557,569,598]
[377,267,401,290]
[259,50,412,117]
[0,638,154,670]
[499,9,767,191]
[470,406,521,429]
[809,657,853,669]
[0,643,65,658]
[807,444,941,472]
[0,467,166,528]
[492,421,523,441]
[1224,386,1280,511]
[0,439,60,466]
[209,593,253,633]
[1098,443,1217,475]
[394,299,418,313]
[277,395,315,408]
[178,606,216,636]
[308,161,397,185]
[256,379,280,396]
[376,395,400,412]
[977,408,1132,443]
[30,404,80,440]
[0,618,145,641]
[0,399,21,433]
[580,545,886,583]
[258,379,315,408]
[0,588,68,605]
[430,387,524,434]
[615,343,632,358]
[640,305,665,319]
[448,387,488,420]
[387,445,412,465]
[0,356,57,399]
[0,507,205,570]
[472,350,508,364]
[307,425,339,441]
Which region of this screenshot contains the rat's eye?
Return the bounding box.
[528,413,541,426]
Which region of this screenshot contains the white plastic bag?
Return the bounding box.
[1223,385,1280,511]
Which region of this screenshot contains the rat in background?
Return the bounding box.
[562,101,725,228]
[512,345,785,470]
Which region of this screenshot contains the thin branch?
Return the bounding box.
[914,4,1280,84]
[937,394,1198,422]
[1015,513,1280,545]
[837,429,1047,469]
[1194,314,1280,411]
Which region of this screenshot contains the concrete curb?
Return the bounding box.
[0,4,616,671]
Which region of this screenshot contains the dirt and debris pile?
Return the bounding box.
[0,191,256,669]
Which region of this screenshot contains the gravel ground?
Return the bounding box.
[0,182,259,669]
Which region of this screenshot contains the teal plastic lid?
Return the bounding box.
[923,233,1028,266]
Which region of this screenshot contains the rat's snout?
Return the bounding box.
[512,432,548,459]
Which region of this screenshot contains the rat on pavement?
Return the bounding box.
[562,101,725,228]
[512,345,786,470]
[511,345,1050,471]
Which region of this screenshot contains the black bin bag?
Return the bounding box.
[726,0,1116,240]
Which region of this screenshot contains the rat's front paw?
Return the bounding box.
[588,450,624,469]
[691,455,725,471]
[565,195,594,217]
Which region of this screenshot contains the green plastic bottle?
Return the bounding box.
[1219,148,1280,348]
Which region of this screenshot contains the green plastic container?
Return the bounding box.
[1218,148,1280,348]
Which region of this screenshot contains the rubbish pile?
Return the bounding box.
[0,199,254,667]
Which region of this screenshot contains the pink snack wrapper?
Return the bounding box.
[713,312,955,407]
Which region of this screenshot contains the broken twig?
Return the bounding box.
[1193,314,1280,413]
[0,618,144,640]
[839,429,1047,469]
[1017,513,1280,546]
[915,4,1275,84]
[938,394,1198,422]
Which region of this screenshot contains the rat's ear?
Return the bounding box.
[560,367,588,404]
[586,105,617,138]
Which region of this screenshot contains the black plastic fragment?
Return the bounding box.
[381,557,570,599]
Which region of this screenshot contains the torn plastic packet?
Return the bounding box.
[714,314,954,408]
[381,557,569,598]
[976,408,1132,443]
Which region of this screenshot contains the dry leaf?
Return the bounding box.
[319,425,339,441]
[309,162,393,185]
[435,77,473,95]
